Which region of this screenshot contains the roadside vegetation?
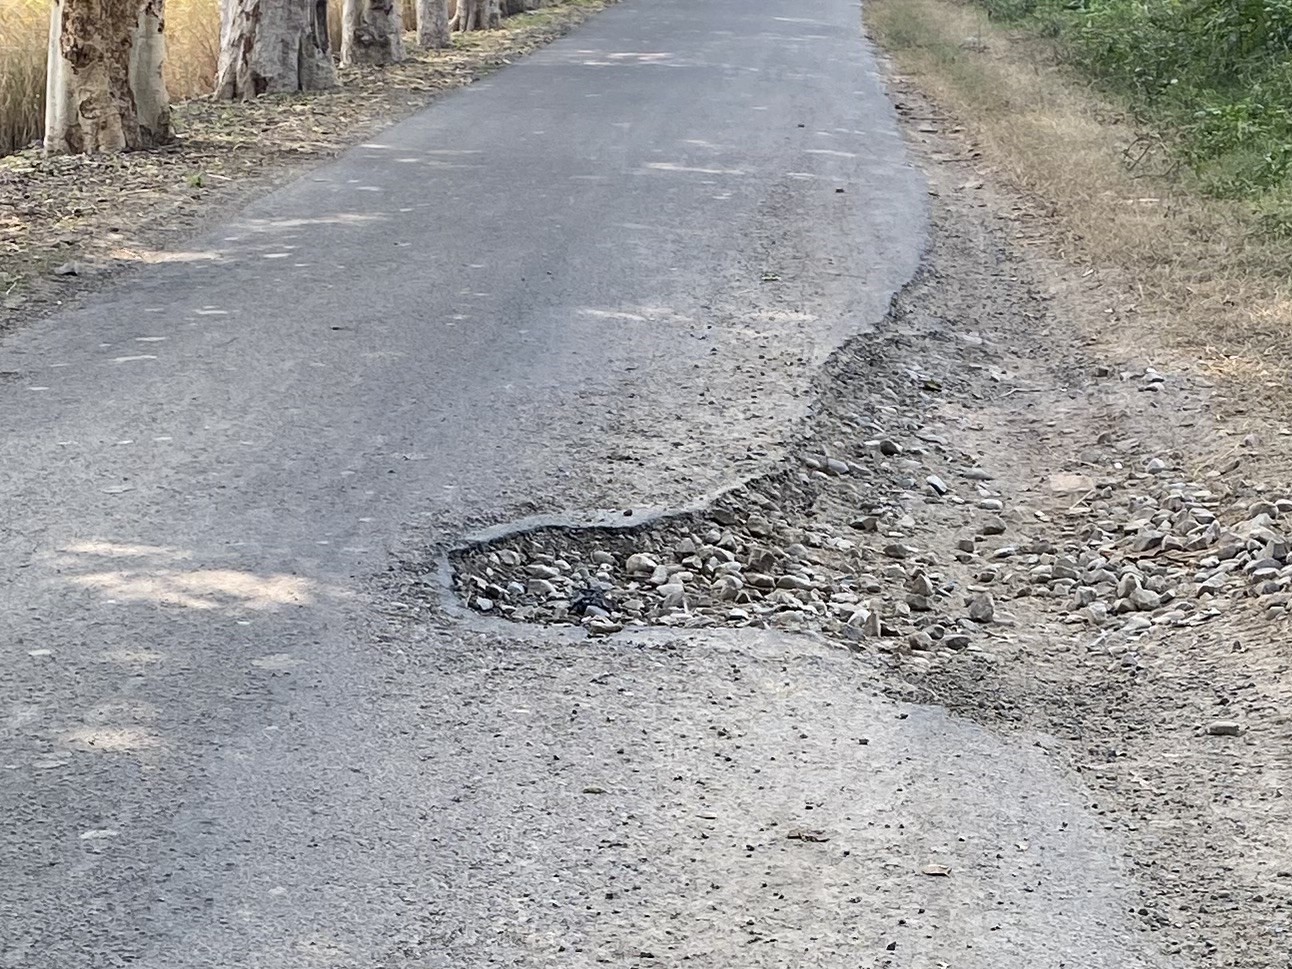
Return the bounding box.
[981,0,1292,221]
[0,0,471,158]
[1,0,549,158]
[867,0,1292,385]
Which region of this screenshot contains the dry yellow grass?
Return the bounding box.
[166,0,223,99]
[867,0,1292,388]
[0,0,51,155]
[0,0,221,155]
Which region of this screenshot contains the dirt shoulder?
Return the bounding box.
[875,88,1292,966]
[0,0,611,327]
[437,40,1292,969]
[863,0,1292,402]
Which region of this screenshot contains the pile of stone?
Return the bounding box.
[449,441,995,651]
[937,462,1292,643]
[450,335,1290,650]
[1054,478,1292,624]
[451,452,1290,650]
[452,500,982,650]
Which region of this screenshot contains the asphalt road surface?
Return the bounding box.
[0,1,1175,966]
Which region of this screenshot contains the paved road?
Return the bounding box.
[0,1,1173,966]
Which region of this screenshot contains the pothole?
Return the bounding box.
[432,127,1292,969]
[449,464,926,639]
[448,263,1292,657]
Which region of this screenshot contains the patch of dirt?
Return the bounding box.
[437,68,1292,969]
[0,1,612,325]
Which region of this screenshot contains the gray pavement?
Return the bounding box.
[0,1,1173,966]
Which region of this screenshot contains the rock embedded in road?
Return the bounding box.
[626,553,659,574]
[1129,588,1162,611]
[968,593,995,623]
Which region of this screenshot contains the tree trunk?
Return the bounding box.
[450,0,500,31]
[44,0,172,154]
[416,0,450,48]
[215,0,337,99]
[341,0,405,66]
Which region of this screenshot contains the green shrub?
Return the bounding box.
[977,0,1292,200]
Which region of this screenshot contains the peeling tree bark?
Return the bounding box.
[44,0,172,154]
[416,0,450,49]
[341,0,405,66]
[450,0,500,31]
[215,0,337,100]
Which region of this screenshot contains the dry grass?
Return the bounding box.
[165,0,223,99]
[867,0,1292,388]
[0,0,221,155]
[0,0,51,155]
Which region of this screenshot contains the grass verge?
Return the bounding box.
[866,0,1292,389]
[973,0,1292,214]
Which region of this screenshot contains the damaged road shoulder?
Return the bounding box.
[391,120,1292,969]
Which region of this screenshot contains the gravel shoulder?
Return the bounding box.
[439,62,1292,969]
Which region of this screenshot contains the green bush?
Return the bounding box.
[980,0,1292,199]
